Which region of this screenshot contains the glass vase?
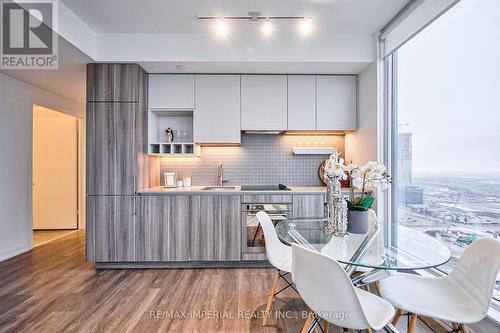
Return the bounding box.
[325,178,348,237]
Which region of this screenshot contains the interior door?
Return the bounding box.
[33,106,78,229]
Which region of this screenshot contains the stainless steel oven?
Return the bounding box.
[241,203,293,254]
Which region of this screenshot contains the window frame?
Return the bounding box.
[381,39,500,313]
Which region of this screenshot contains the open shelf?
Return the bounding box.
[148,143,201,156]
[147,108,200,156]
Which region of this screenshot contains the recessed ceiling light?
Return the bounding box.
[176,65,185,70]
[215,19,228,37]
[300,17,313,35]
[261,20,273,36]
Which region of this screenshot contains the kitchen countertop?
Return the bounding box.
[137,186,363,195]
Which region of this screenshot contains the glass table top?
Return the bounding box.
[275,218,451,271]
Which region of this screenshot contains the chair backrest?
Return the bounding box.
[446,237,500,321]
[256,211,291,269]
[292,244,372,330]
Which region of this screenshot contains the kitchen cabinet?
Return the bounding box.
[190,195,241,261]
[316,76,357,131]
[86,196,139,262]
[86,102,137,195]
[148,74,195,109]
[241,75,288,131]
[87,64,139,102]
[293,195,325,218]
[137,196,191,261]
[194,75,241,144]
[287,75,316,131]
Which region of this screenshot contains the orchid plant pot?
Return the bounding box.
[347,209,369,234]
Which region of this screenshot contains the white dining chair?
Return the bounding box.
[292,244,396,333]
[256,211,294,326]
[379,237,500,333]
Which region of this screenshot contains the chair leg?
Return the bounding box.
[458,324,468,333]
[367,327,373,333]
[374,281,382,296]
[391,309,402,325]
[323,320,329,333]
[451,322,460,332]
[301,312,314,333]
[408,313,417,333]
[262,270,280,326]
[363,284,371,293]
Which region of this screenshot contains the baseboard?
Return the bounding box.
[0,242,31,262]
[95,261,273,269]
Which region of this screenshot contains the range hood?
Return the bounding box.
[241,130,285,135]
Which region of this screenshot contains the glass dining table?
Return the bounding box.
[275,217,451,279]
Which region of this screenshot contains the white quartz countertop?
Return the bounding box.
[137,186,364,195]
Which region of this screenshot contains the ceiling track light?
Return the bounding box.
[196,12,312,22]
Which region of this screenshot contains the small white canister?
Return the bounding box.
[177,180,184,187]
[183,177,192,187]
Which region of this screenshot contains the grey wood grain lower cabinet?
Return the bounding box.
[293,195,326,218]
[86,103,137,195]
[190,195,241,261]
[137,196,190,261]
[87,196,138,262]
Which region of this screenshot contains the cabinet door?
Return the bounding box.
[138,196,190,261]
[287,75,316,130]
[219,196,242,261]
[86,196,138,262]
[316,76,357,131]
[190,195,241,261]
[190,196,220,261]
[148,74,195,109]
[87,64,139,102]
[241,75,287,131]
[293,195,326,218]
[86,103,137,195]
[194,75,241,144]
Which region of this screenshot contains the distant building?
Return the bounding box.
[400,185,424,204]
[398,132,413,186]
[398,132,424,204]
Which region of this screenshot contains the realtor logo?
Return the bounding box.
[1,0,58,69]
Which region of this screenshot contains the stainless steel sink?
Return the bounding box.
[201,186,236,191]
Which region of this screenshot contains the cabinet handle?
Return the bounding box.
[134,196,137,216]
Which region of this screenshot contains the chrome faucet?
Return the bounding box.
[217,162,228,187]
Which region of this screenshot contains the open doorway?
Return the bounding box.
[32,105,81,247]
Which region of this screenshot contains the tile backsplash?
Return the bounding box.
[160,134,345,186]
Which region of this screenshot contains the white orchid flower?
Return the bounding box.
[352,178,363,189]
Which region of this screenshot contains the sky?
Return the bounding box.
[397,0,500,176]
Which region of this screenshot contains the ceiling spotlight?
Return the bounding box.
[300,17,313,35]
[261,19,273,36]
[215,19,228,37]
[176,65,185,70]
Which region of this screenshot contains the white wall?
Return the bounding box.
[345,62,378,164]
[0,73,85,261]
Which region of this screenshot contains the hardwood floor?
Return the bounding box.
[33,230,78,247]
[0,231,443,333]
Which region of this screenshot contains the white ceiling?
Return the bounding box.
[61,0,408,35]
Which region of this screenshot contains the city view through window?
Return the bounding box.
[394,0,500,301]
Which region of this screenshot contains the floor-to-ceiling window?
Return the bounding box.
[390,0,500,301]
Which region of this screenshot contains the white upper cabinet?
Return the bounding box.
[241,75,288,131]
[148,74,195,109]
[316,76,357,131]
[194,75,241,144]
[287,75,316,131]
